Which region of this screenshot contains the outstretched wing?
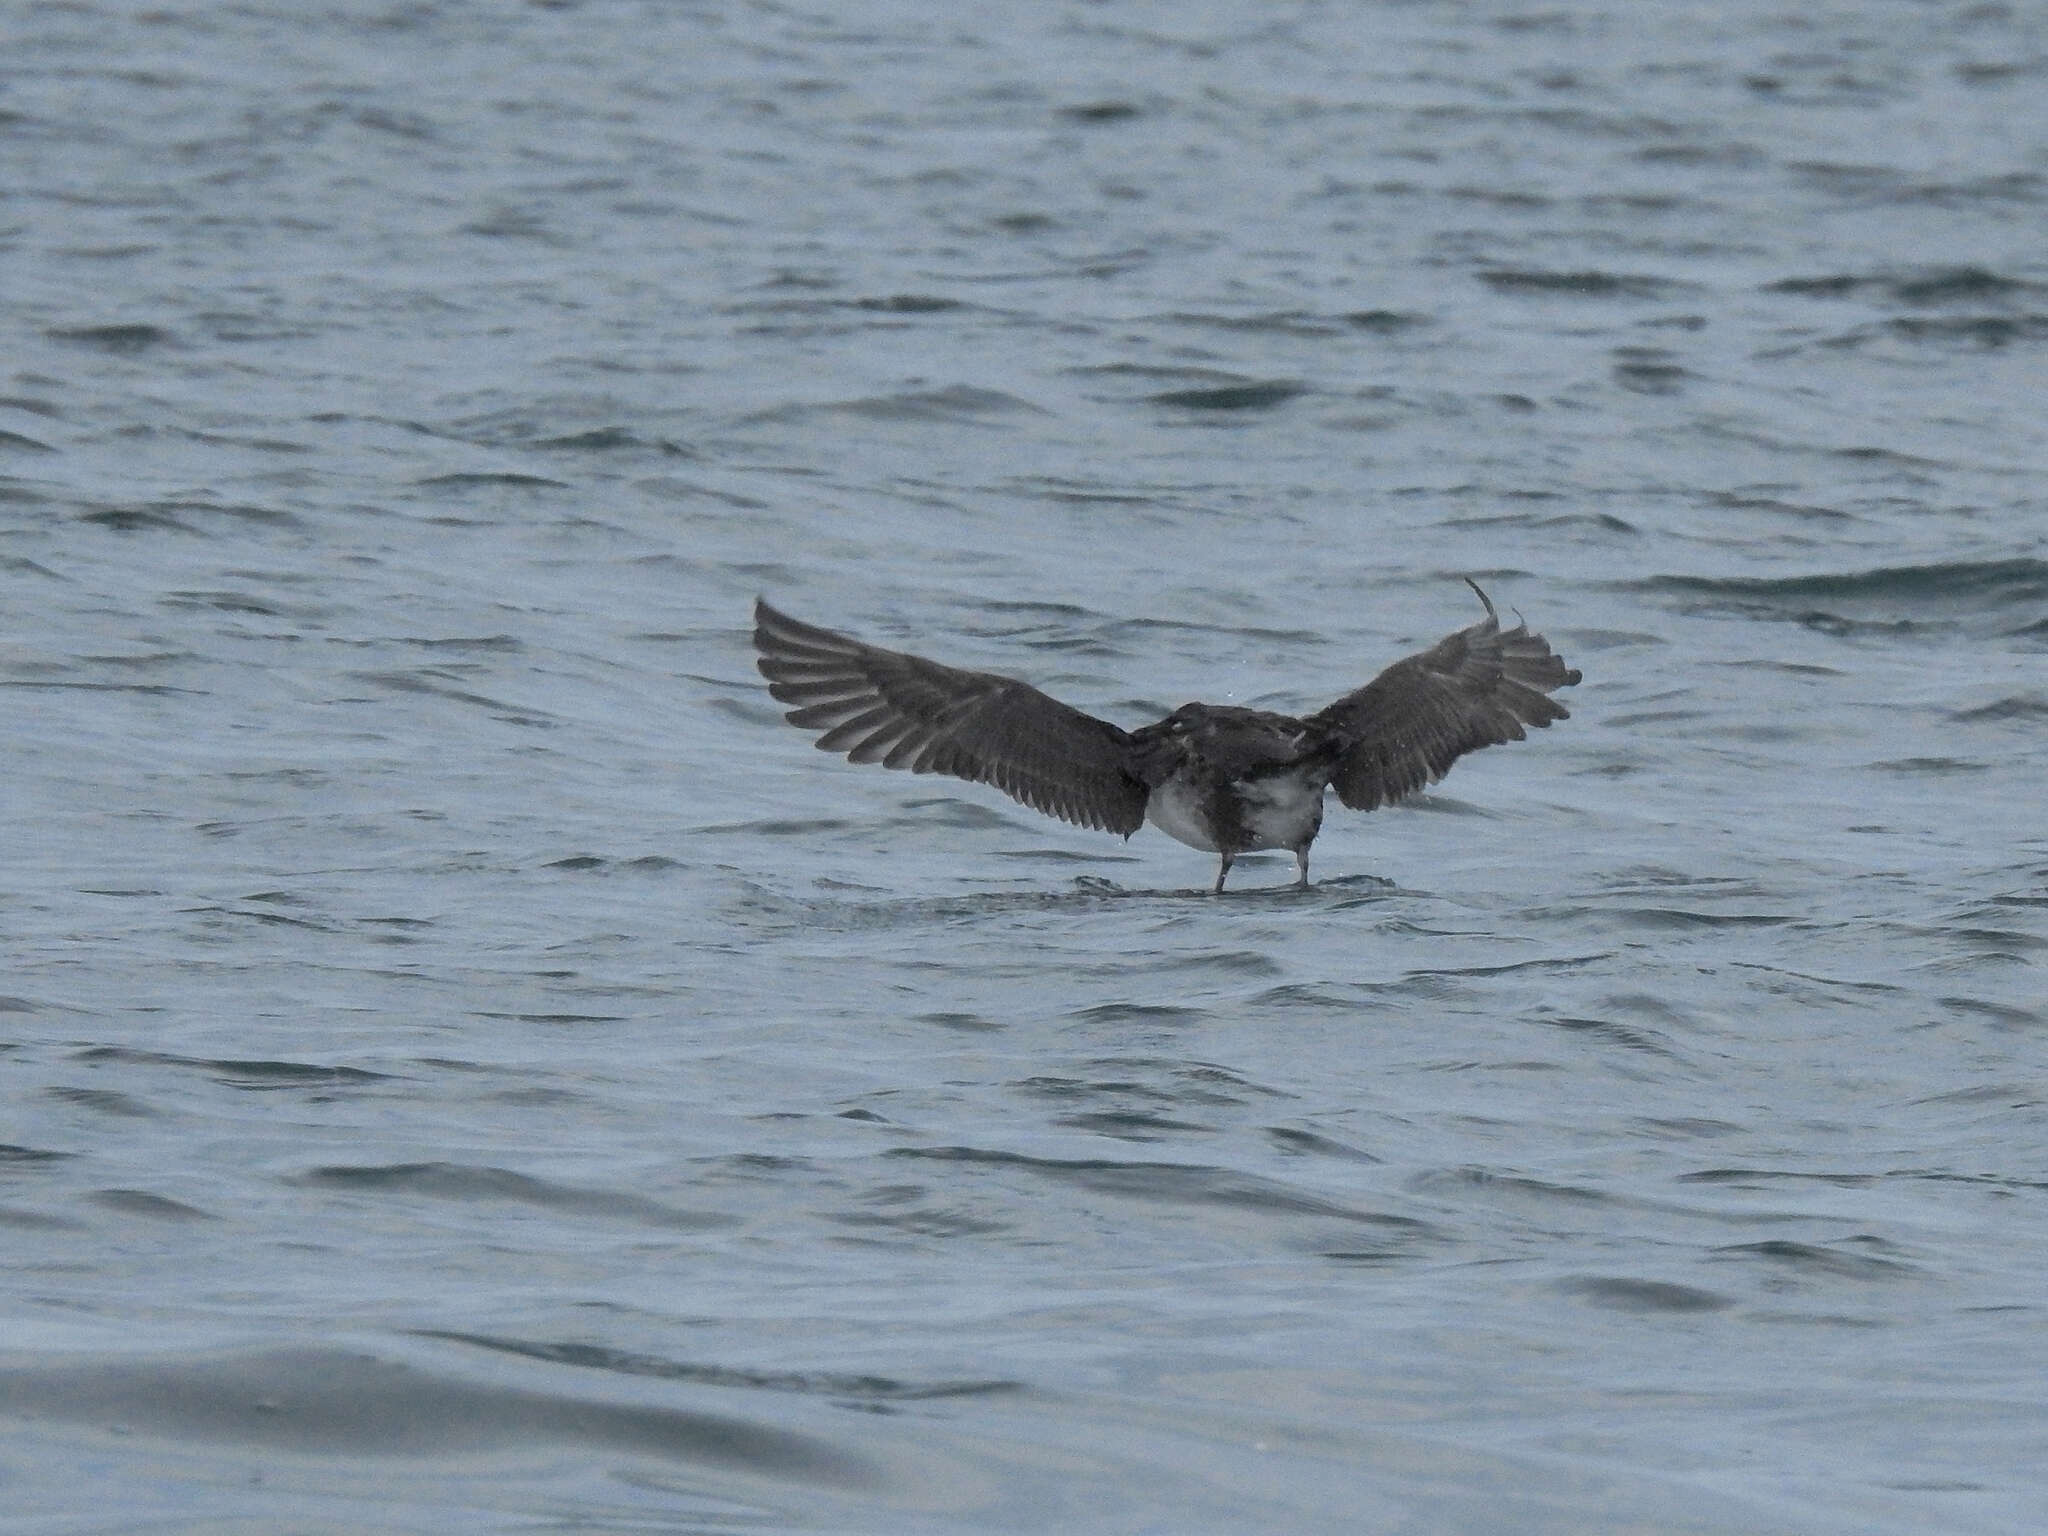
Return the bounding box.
[753,598,1148,836]
[1311,580,1581,812]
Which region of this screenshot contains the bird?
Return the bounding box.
[751,582,1581,893]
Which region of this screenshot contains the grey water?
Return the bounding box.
[4,1,2046,1530]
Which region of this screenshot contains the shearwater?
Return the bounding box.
[753,582,1580,892]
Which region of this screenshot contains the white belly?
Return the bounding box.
[1145,773,1326,853]
[1145,777,1219,851]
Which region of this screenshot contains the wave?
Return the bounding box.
[412,1329,1019,1402]
[1638,559,2048,636]
[0,1345,877,1482]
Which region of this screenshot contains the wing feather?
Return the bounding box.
[1312,580,1581,812]
[753,599,1147,836]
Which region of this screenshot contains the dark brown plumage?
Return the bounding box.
[753,582,1580,891]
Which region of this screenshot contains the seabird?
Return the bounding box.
[752,582,1581,892]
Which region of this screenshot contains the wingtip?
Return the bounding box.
[1462,576,1498,623]
[754,594,805,640]
[751,596,794,674]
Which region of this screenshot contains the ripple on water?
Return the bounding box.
[0,1347,880,1483]
[70,1046,395,1089]
[886,1146,1436,1233]
[1556,1276,1736,1313]
[409,1329,1020,1401]
[288,1163,734,1232]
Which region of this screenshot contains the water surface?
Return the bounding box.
[4,2,2046,1531]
